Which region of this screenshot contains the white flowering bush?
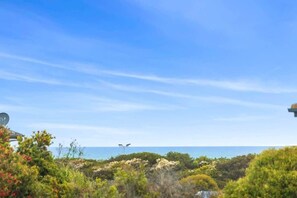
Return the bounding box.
[152,158,179,171]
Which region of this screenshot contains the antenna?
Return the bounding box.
[0,112,9,126]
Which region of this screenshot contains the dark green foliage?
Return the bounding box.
[190,155,254,189]
[93,169,115,180]
[214,154,255,188]
[216,154,254,180]
[109,152,162,166]
[194,156,214,167]
[166,152,196,169]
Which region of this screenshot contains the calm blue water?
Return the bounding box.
[49,146,280,160]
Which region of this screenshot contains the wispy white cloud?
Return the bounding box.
[0,53,286,110]
[89,97,177,112]
[100,70,297,94]
[0,69,101,90]
[0,52,68,70]
[0,70,66,85]
[100,81,285,109]
[0,52,295,94]
[0,68,182,114]
[17,91,177,113]
[28,122,143,135]
[214,115,273,122]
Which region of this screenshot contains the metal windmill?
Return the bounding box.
[0,112,24,141]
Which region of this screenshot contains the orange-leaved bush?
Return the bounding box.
[0,126,38,197]
[0,127,119,197]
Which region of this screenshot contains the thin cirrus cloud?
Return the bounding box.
[0,52,296,94]
[0,68,284,110]
[0,69,177,113]
[0,52,287,110]
[85,96,178,112]
[100,70,297,94]
[0,70,70,86]
[214,115,273,122]
[28,123,144,135]
[0,68,283,110]
[99,81,285,110]
[0,70,100,89]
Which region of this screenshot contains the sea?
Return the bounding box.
[49,146,280,160]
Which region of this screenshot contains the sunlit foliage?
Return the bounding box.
[224,147,297,198]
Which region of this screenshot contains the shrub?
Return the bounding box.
[214,154,255,188]
[166,152,196,170]
[0,126,38,197]
[0,127,119,197]
[148,159,183,198]
[224,147,297,198]
[180,174,219,197]
[17,130,57,177]
[93,158,149,181]
[109,152,162,166]
[114,163,155,198]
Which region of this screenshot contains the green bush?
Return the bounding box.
[181,174,219,191]
[166,152,196,170]
[180,174,219,197]
[224,147,297,198]
[109,152,162,166]
[17,131,58,177]
[214,154,255,188]
[114,164,155,198]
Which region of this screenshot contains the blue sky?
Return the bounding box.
[1,0,297,146]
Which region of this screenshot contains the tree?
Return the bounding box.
[214,154,255,188]
[224,147,297,198]
[166,152,195,170]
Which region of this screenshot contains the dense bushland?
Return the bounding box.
[1,126,296,197]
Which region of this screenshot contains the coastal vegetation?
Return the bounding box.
[1,126,297,197]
